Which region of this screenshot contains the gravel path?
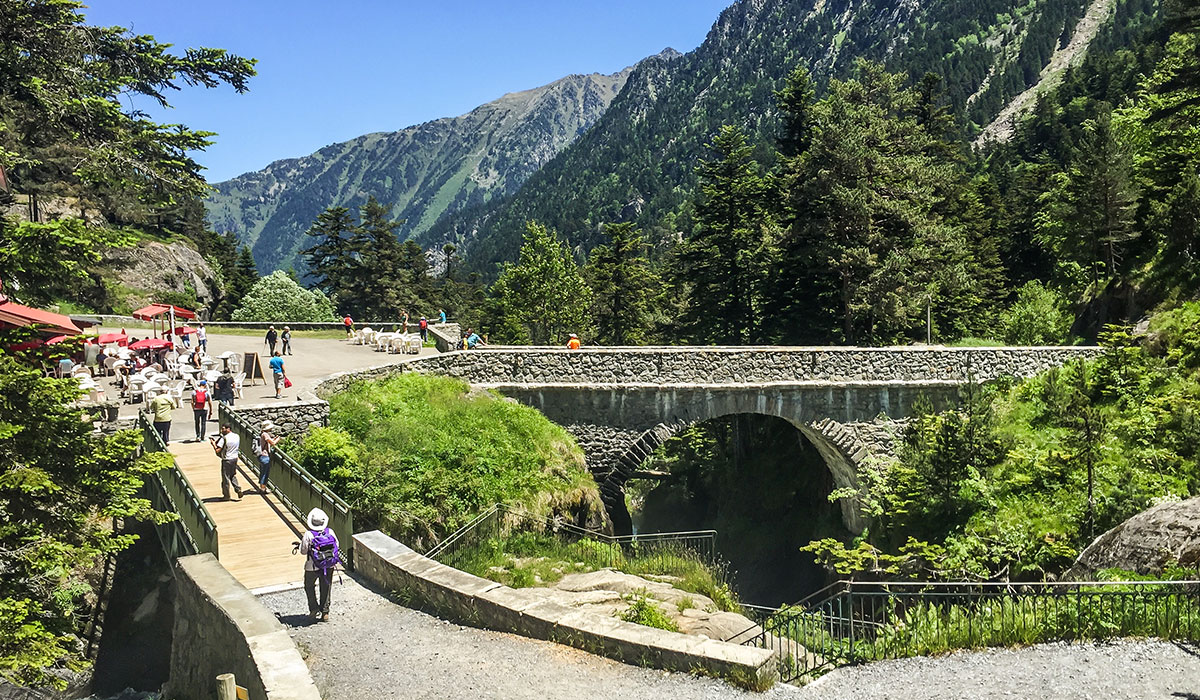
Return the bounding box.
[259,575,794,700]
[793,639,1200,699]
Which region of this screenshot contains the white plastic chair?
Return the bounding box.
[233,372,246,399]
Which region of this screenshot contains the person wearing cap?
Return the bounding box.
[192,379,212,441]
[214,368,235,406]
[255,421,280,490]
[281,326,293,355]
[300,508,339,620]
[566,333,581,350]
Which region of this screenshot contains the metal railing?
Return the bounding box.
[218,402,354,568]
[426,503,719,578]
[137,412,219,558]
[742,579,1200,683]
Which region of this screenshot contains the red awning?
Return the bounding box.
[131,304,196,321]
[0,298,83,335]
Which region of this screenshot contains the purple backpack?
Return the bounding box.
[309,528,339,572]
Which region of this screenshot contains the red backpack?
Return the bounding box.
[193,389,208,409]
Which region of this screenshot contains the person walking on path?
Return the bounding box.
[196,322,207,352]
[343,314,354,338]
[281,326,293,355]
[265,325,278,355]
[567,333,581,350]
[215,369,235,406]
[299,508,339,621]
[192,379,213,441]
[418,316,428,342]
[255,420,280,490]
[269,350,287,399]
[211,423,243,500]
[149,391,174,443]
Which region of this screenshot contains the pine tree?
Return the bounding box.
[302,206,358,301]
[771,60,969,345]
[676,125,771,345]
[490,221,592,344]
[350,196,406,318]
[586,222,658,345]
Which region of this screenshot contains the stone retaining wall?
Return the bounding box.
[230,399,329,437]
[164,554,321,700]
[353,530,777,689]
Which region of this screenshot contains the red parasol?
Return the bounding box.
[45,334,75,344]
[129,338,172,350]
[173,326,197,335]
[98,332,128,345]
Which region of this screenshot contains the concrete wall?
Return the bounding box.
[230,399,330,437]
[164,554,320,700]
[427,323,461,353]
[353,531,777,688]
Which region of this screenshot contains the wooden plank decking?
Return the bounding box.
[168,440,308,592]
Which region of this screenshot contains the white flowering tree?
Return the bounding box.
[231,271,337,322]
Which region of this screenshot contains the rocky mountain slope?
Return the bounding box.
[205,64,648,273]
[423,0,1109,273]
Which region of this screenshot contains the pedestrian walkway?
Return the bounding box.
[167,440,307,592]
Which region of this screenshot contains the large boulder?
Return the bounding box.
[1068,497,1200,578]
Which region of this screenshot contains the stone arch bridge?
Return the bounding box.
[317,346,1102,534]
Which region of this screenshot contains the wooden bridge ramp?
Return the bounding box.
[168,441,308,592]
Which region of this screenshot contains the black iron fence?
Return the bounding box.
[426,503,719,578]
[741,579,1200,683]
[218,402,354,568]
[137,411,218,558]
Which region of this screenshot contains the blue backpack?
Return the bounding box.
[309,528,339,572]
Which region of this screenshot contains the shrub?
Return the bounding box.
[999,281,1072,345]
[231,270,337,322]
[618,590,679,632]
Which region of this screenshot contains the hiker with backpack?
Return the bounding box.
[299,508,339,621]
[192,379,213,441]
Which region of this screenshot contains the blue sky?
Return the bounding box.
[87,1,733,183]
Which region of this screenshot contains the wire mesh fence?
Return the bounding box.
[743,579,1200,683]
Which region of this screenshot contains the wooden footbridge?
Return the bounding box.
[138,405,353,593]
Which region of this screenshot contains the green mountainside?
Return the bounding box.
[422,0,1118,273]
[205,63,651,272]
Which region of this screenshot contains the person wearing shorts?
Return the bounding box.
[269,351,286,399]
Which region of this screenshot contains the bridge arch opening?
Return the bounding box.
[619,413,859,606]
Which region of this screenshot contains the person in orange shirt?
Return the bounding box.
[566,333,581,350]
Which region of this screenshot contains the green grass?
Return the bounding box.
[770,586,1200,666]
[450,531,739,611]
[290,373,604,551]
[619,589,679,632]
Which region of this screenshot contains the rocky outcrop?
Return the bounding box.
[1068,497,1200,578]
[101,240,222,313]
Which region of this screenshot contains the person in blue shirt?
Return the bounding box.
[466,331,484,349]
[438,309,446,324]
[269,351,287,399]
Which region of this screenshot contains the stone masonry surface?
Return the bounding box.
[230,400,330,438]
[351,530,778,687]
[164,554,320,700]
[315,346,1103,395]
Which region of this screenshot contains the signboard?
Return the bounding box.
[243,351,266,384]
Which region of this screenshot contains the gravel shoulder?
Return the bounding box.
[793,639,1200,700]
[259,575,793,700]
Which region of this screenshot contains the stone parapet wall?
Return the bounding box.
[164,554,321,700]
[318,346,1102,390]
[353,531,777,689]
[230,399,329,437]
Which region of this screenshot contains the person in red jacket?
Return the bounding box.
[567,333,581,350]
[192,379,212,441]
[343,315,354,338]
